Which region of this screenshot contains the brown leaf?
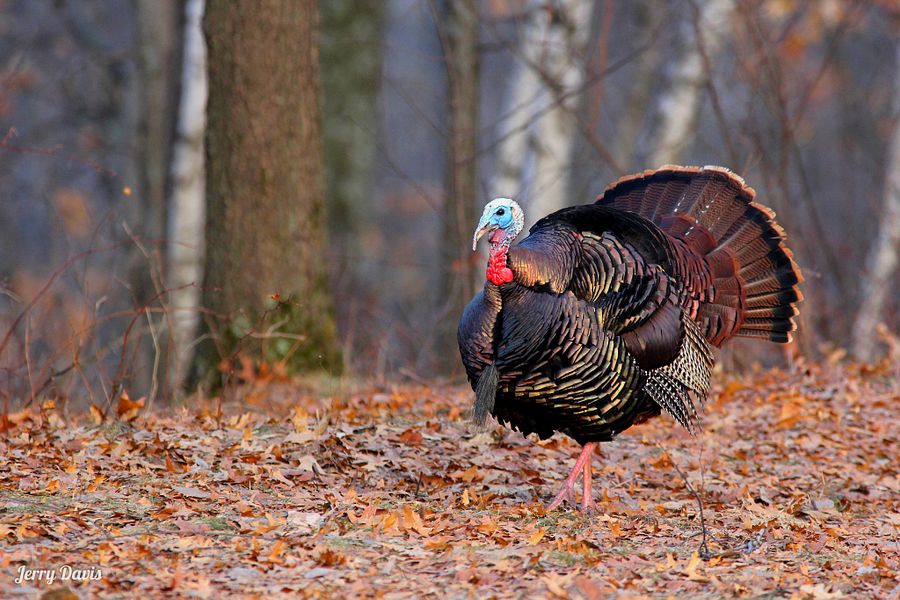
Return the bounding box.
[541,574,569,598]
[172,485,210,499]
[529,527,546,545]
[165,453,184,473]
[89,404,104,425]
[290,406,309,432]
[315,548,347,566]
[776,393,806,429]
[151,506,177,520]
[572,577,608,600]
[449,465,482,482]
[683,551,705,580]
[401,506,428,536]
[475,516,499,536]
[424,535,452,551]
[116,392,145,422]
[398,428,423,446]
[266,540,286,564]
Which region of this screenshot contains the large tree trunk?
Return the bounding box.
[440,0,480,372]
[490,0,594,228]
[166,0,207,390]
[193,0,339,385]
[647,0,735,167]
[852,46,900,362]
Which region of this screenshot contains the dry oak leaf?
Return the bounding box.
[117,392,145,422]
[401,506,429,536]
[398,428,423,446]
[449,465,482,482]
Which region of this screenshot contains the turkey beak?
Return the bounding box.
[472,219,494,251]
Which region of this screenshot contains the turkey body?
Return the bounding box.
[459,166,803,448]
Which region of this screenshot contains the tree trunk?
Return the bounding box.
[852,46,900,362]
[613,1,664,171]
[193,0,339,384]
[166,0,207,390]
[440,0,480,372]
[131,0,181,400]
[647,0,735,167]
[320,0,385,370]
[490,0,594,228]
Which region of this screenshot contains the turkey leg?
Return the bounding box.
[546,442,597,512]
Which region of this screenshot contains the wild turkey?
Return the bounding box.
[458,165,803,512]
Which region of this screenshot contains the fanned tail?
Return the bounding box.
[596,165,803,346]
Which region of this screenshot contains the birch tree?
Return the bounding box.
[490,0,594,228]
[166,0,207,388]
[647,0,735,167]
[852,45,900,362]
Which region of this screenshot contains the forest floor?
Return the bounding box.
[1,360,898,599]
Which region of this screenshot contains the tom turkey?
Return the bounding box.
[458,165,802,512]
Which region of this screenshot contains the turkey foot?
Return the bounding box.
[546,442,597,512]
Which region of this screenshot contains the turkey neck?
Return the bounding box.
[486,230,515,285]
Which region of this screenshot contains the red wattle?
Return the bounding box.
[486,246,514,285]
[487,266,514,285]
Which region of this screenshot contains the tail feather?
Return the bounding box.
[744,305,798,319]
[740,317,795,332]
[596,165,803,345]
[740,328,791,343]
[745,288,803,307]
[740,254,795,281]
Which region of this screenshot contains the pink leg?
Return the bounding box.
[546,442,596,512]
[581,451,596,513]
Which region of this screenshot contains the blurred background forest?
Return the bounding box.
[0,0,897,409]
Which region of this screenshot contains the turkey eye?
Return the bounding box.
[497,208,506,216]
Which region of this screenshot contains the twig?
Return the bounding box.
[0,241,139,359]
[24,315,35,406]
[27,364,76,407]
[656,443,710,559]
[686,0,740,169]
[110,281,195,402]
[398,367,433,387]
[145,309,162,408]
[742,6,854,306]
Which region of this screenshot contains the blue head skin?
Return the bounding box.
[472,198,525,251]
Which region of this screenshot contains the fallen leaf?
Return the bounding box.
[172,485,210,499]
[116,392,145,422]
[398,428,423,446]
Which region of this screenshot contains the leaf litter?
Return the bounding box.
[1,361,898,598]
